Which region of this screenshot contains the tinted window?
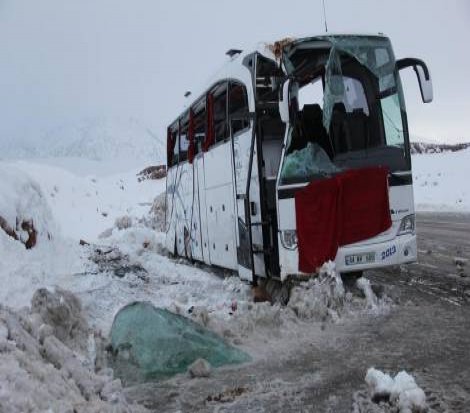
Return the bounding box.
[179,114,189,162]
[193,99,206,153]
[171,128,179,166]
[213,84,228,142]
[229,83,250,135]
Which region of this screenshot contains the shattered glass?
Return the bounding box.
[281,142,340,182]
[109,302,250,384]
[320,36,398,129]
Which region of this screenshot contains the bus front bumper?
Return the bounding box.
[335,233,417,274]
[279,233,417,280]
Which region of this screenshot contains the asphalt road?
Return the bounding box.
[126,212,470,412]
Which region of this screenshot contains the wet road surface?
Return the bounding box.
[126,213,470,412]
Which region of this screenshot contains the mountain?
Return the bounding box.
[410,141,470,155]
[0,117,165,164]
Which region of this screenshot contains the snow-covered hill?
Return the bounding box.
[5,160,165,242]
[412,148,470,212]
[410,141,470,154]
[0,117,165,164]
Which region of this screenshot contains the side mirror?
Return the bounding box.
[397,58,433,103]
[279,79,290,123]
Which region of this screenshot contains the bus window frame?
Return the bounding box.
[192,96,206,156]
[211,81,229,144]
[228,81,251,138]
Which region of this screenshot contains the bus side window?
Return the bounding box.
[170,127,179,166]
[194,102,206,153]
[213,83,228,142]
[229,82,250,136]
[179,114,190,162]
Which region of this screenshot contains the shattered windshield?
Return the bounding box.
[280,36,409,185]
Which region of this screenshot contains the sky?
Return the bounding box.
[0,0,469,144]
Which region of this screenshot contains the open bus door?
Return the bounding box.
[231,116,256,282]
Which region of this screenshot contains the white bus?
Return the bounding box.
[165,34,432,283]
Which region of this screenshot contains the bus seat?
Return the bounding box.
[330,102,349,154]
[301,104,334,158]
[345,109,369,152]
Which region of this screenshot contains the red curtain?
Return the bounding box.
[203,93,215,152]
[188,109,195,164]
[295,166,392,273]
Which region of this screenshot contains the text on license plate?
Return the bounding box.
[345,252,375,266]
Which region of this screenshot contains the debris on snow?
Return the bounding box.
[137,165,167,181]
[188,358,212,378]
[89,245,148,281]
[108,301,250,384]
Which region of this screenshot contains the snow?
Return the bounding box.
[0,163,56,243]
[3,159,165,242]
[365,368,427,412]
[412,148,470,212]
[1,143,467,409]
[0,289,148,412]
[0,117,165,165]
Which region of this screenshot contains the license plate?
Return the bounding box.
[345,252,375,266]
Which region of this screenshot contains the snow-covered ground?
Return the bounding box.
[1,145,467,411]
[412,148,470,212]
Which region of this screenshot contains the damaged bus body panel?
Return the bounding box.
[165,34,432,282]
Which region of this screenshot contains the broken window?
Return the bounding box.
[280,36,410,185]
[109,302,250,384]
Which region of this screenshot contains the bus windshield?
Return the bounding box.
[280,36,410,186]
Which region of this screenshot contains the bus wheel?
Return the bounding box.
[340,271,363,289]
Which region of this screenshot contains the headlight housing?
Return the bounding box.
[281,230,298,250]
[397,214,415,235]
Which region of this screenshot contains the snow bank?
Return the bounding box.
[0,162,56,246]
[412,148,470,211]
[7,160,165,242]
[288,261,345,321]
[365,368,427,412]
[0,288,147,412]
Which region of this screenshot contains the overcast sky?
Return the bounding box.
[0,0,469,144]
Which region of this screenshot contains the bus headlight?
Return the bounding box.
[397,214,415,235]
[281,230,298,249]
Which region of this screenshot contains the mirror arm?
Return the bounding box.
[396,58,430,80]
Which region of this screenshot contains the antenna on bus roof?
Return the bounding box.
[322,0,328,33]
[184,91,191,98]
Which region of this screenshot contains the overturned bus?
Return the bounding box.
[165,34,433,282]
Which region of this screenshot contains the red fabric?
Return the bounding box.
[203,93,215,152]
[188,109,195,164]
[295,177,341,273]
[295,166,392,273]
[338,166,392,245]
